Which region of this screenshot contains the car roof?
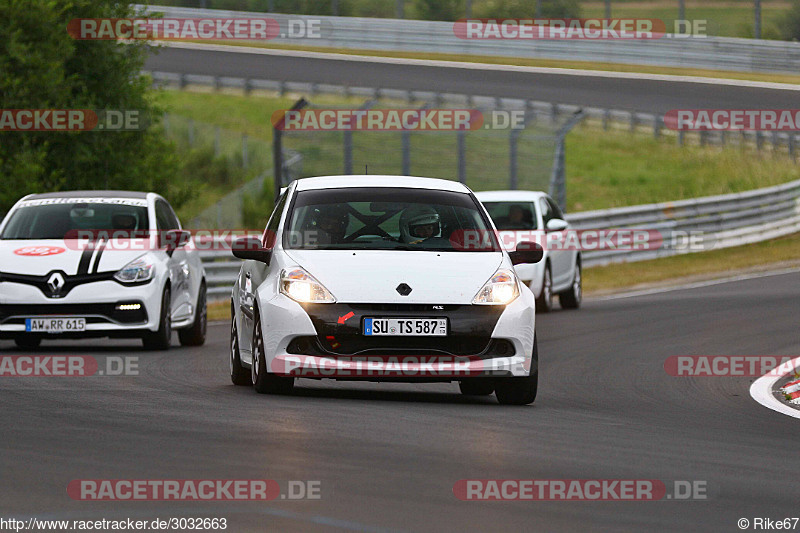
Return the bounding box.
[474,190,549,202]
[294,175,471,193]
[24,190,149,200]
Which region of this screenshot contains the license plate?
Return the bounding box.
[25,318,86,333]
[363,318,447,336]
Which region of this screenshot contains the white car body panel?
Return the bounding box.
[232,176,539,382]
[0,191,205,341]
[475,190,580,297]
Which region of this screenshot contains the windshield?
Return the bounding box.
[1,199,150,240]
[285,187,500,252]
[481,201,539,231]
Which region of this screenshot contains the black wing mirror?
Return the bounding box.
[232,236,272,264]
[509,241,544,265]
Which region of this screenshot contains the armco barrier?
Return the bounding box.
[140,5,800,75]
[200,178,800,299]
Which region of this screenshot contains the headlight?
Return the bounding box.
[280,267,336,303]
[114,255,154,283]
[472,268,519,305]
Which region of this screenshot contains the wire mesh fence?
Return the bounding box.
[275,98,579,208]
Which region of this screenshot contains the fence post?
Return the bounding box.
[678,130,685,146]
[457,130,466,184]
[549,110,584,212]
[401,130,411,175]
[603,108,610,130]
[242,134,249,168]
[653,115,661,139]
[629,112,637,133]
[273,98,308,201]
[509,128,519,190]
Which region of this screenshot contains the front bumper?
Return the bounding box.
[256,291,536,380]
[0,280,162,337]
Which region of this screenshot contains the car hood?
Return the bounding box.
[283,249,504,304]
[0,240,150,276]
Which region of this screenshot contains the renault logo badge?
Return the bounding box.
[47,272,65,295]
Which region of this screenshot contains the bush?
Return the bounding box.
[473,0,581,19]
[0,0,182,212]
[780,1,800,41]
[413,0,463,21]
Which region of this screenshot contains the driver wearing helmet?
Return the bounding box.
[314,204,350,245]
[400,206,441,244]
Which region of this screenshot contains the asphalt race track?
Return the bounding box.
[3,271,799,532]
[144,45,800,113]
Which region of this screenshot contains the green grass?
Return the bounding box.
[581,1,791,39]
[161,89,800,215]
[584,231,800,294]
[565,123,800,211]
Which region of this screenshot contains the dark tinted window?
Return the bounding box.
[1,200,149,239]
[285,187,499,252]
[482,201,539,230]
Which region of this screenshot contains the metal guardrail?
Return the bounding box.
[149,71,800,153]
[200,178,800,299]
[143,5,800,74]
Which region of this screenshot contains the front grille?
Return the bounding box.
[287,336,514,358]
[0,302,148,325]
[298,302,506,357]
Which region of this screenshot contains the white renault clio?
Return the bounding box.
[229,176,543,405]
[0,191,207,350]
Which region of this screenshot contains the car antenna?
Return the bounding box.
[365,164,368,175]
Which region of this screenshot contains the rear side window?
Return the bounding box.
[481,202,538,230]
[263,191,288,248]
[155,199,179,230]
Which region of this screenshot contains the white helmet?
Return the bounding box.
[400,206,441,243]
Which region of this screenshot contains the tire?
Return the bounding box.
[142,286,171,351]
[559,260,582,310]
[535,263,553,313]
[14,337,41,350]
[495,336,538,406]
[179,283,207,346]
[459,380,495,396]
[229,304,251,386]
[251,313,294,395]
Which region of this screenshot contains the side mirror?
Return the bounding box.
[509,241,543,265]
[232,236,272,264]
[164,229,191,250]
[545,218,568,232]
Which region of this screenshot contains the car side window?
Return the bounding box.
[547,198,564,221]
[539,198,553,226]
[263,192,288,248]
[155,200,177,230]
[164,202,181,229]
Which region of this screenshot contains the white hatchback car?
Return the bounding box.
[0,191,207,350]
[475,191,581,312]
[229,176,544,405]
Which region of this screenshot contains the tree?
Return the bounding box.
[0,0,184,213]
